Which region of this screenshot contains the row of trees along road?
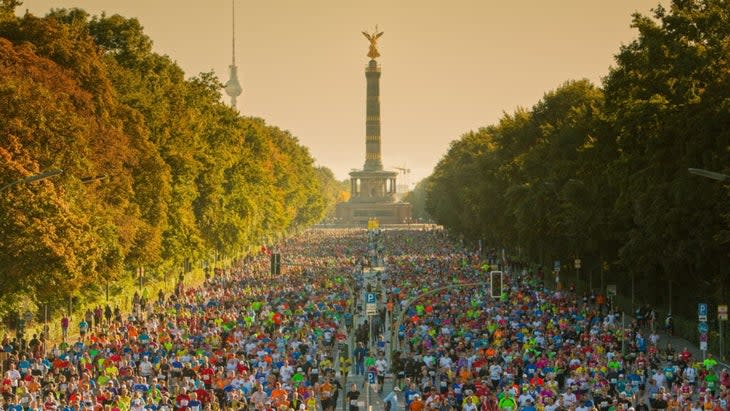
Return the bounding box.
[426,0,730,334]
[0,4,341,325]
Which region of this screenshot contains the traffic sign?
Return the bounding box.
[700,333,709,342]
[367,371,376,384]
[607,285,617,297]
[719,305,728,321]
[553,260,561,272]
[366,293,376,304]
[366,303,376,315]
[574,259,582,269]
[699,303,708,321]
[699,322,709,334]
[700,341,708,351]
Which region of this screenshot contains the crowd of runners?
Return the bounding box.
[378,230,730,411]
[0,228,728,411]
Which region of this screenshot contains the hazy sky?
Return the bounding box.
[19,0,665,185]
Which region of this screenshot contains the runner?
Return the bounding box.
[0,227,725,411]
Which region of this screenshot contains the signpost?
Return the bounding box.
[489,271,503,298]
[607,284,617,311]
[366,292,377,315]
[720,305,728,359]
[364,371,376,411]
[574,258,582,291]
[699,303,709,359]
[366,292,377,352]
[606,285,617,296]
[699,303,708,322]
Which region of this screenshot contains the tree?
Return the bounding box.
[425,0,730,328]
[603,0,730,307]
[0,9,333,324]
[404,178,431,221]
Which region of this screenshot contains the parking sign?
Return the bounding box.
[699,303,708,321]
[367,293,376,304]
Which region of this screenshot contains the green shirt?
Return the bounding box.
[498,396,517,410]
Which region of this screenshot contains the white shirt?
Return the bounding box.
[518,393,534,406]
[654,372,666,388]
[280,365,294,382]
[376,359,388,374]
[5,369,20,386]
[139,360,153,376]
[490,364,502,380]
[562,392,577,406]
[463,402,478,411]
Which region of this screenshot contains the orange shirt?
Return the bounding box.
[410,399,425,411]
[319,382,333,399]
[28,380,40,393]
[459,367,471,383]
[271,388,288,404]
[214,377,229,390]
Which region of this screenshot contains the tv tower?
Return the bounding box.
[223,0,242,109]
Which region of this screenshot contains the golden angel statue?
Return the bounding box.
[362,26,384,59]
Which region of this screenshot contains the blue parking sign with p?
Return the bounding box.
[699,303,708,317]
[367,371,376,384]
[367,293,376,304]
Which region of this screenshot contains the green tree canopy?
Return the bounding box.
[426,0,730,324]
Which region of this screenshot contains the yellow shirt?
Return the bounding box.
[105,366,119,377]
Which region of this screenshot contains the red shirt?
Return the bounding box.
[1,378,11,394]
[195,388,210,405]
[175,393,190,411]
[200,366,215,387]
[473,358,488,371]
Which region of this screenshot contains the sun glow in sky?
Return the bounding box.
[20,0,666,184]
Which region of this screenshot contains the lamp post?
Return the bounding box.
[0,169,64,192]
[688,167,728,358]
[688,168,729,182]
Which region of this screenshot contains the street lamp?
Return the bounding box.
[688,168,729,182]
[0,169,64,192]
